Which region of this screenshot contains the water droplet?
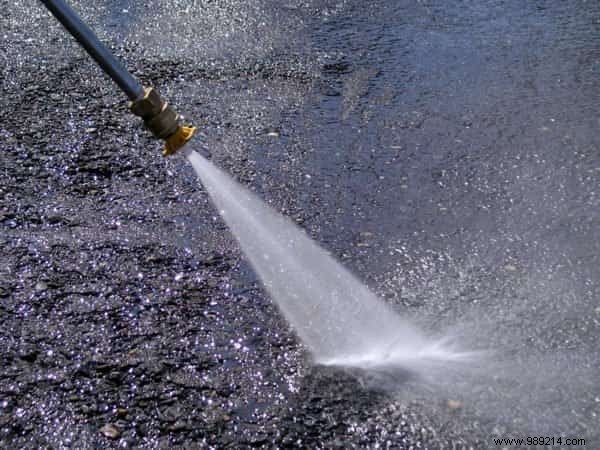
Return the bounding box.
[35,281,48,292]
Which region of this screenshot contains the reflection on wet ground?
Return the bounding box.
[1,0,599,447]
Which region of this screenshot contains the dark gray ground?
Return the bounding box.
[2,1,599,448]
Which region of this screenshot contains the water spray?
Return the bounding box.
[38,0,470,372]
[39,0,195,156]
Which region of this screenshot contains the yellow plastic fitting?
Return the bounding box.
[163,125,196,156]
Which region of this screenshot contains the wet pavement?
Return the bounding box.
[2,0,599,448]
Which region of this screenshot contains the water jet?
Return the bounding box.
[37,0,472,375]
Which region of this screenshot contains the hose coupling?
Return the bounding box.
[130,87,196,156]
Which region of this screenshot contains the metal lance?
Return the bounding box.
[39,0,195,155]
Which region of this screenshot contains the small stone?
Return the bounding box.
[34,281,48,292]
[504,264,517,272]
[19,349,39,363]
[266,130,279,137]
[100,423,120,439]
[85,128,97,133]
[168,420,187,431]
[117,408,127,418]
[447,399,462,410]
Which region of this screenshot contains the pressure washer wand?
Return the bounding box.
[39,0,195,156]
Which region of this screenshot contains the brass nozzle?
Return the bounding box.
[163,125,196,156]
[130,87,196,155]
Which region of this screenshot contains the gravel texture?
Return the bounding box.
[2,1,599,449]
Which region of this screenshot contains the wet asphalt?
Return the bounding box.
[2,1,600,448]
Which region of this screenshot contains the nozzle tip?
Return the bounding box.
[163,125,196,156]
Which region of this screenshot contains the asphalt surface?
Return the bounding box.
[2,1,599,448]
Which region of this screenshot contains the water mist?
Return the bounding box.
[184,148,476,372]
